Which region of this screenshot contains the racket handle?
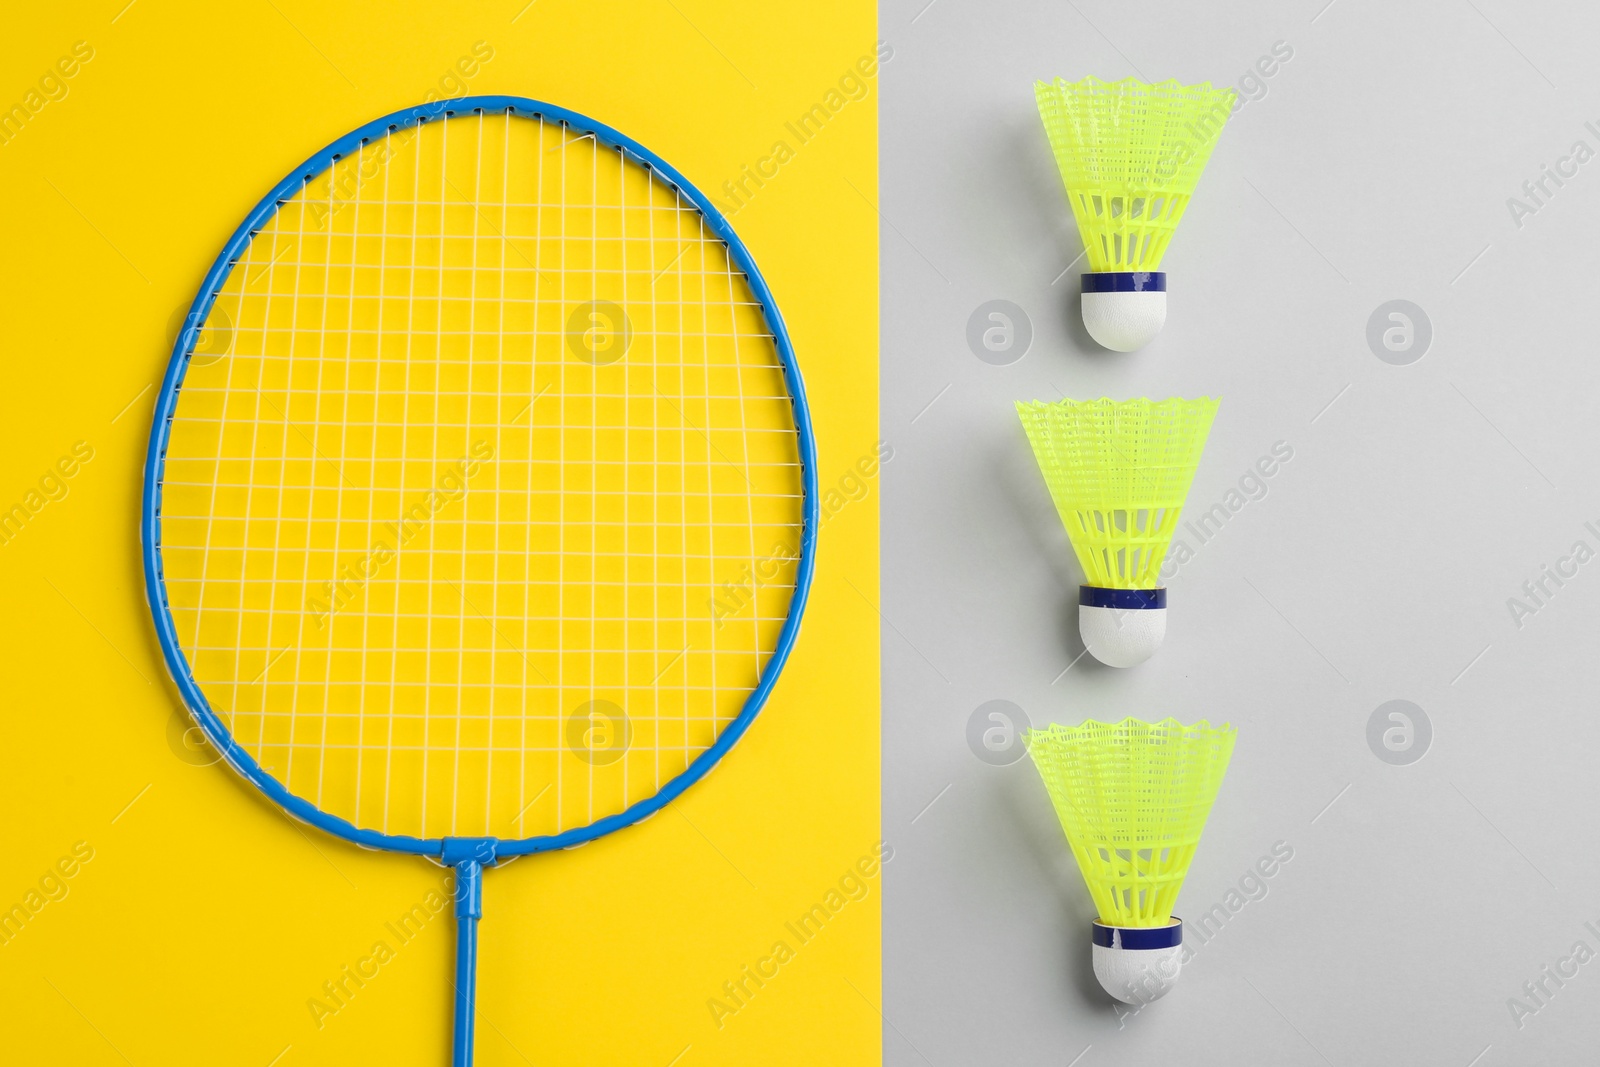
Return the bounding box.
[451,857,484,1067]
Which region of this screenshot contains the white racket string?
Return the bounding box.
[159,109,802,841]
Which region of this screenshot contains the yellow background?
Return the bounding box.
[0,2,880,1064]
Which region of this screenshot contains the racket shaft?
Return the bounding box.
[452,858,483,1067]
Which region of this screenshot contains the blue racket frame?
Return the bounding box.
[141,95,819,1067]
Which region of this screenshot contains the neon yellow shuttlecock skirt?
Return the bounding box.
[1035,76,1236,273]
[1025,718,1235,928]
[1016,397,1217,589]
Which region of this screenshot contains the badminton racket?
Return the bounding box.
[141,96,816,1066]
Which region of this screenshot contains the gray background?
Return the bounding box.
[879,2,1600,1064]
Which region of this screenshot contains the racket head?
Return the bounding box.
[142,96,818,859]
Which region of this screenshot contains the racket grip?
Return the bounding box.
[451,858,484,1067]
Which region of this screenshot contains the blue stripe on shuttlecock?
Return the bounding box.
[1080,586,1167,609]
[1093,920,1184,950]
[1081,271,1166,292]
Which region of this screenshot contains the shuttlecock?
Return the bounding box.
[1035,76,1235,351]
[1016,396,1217,667]
[1025,718,1236,1004]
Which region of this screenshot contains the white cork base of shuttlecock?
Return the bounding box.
[1091,919,1184,1005]
[1080,290,1167,352]
[1078,592,1167,668]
